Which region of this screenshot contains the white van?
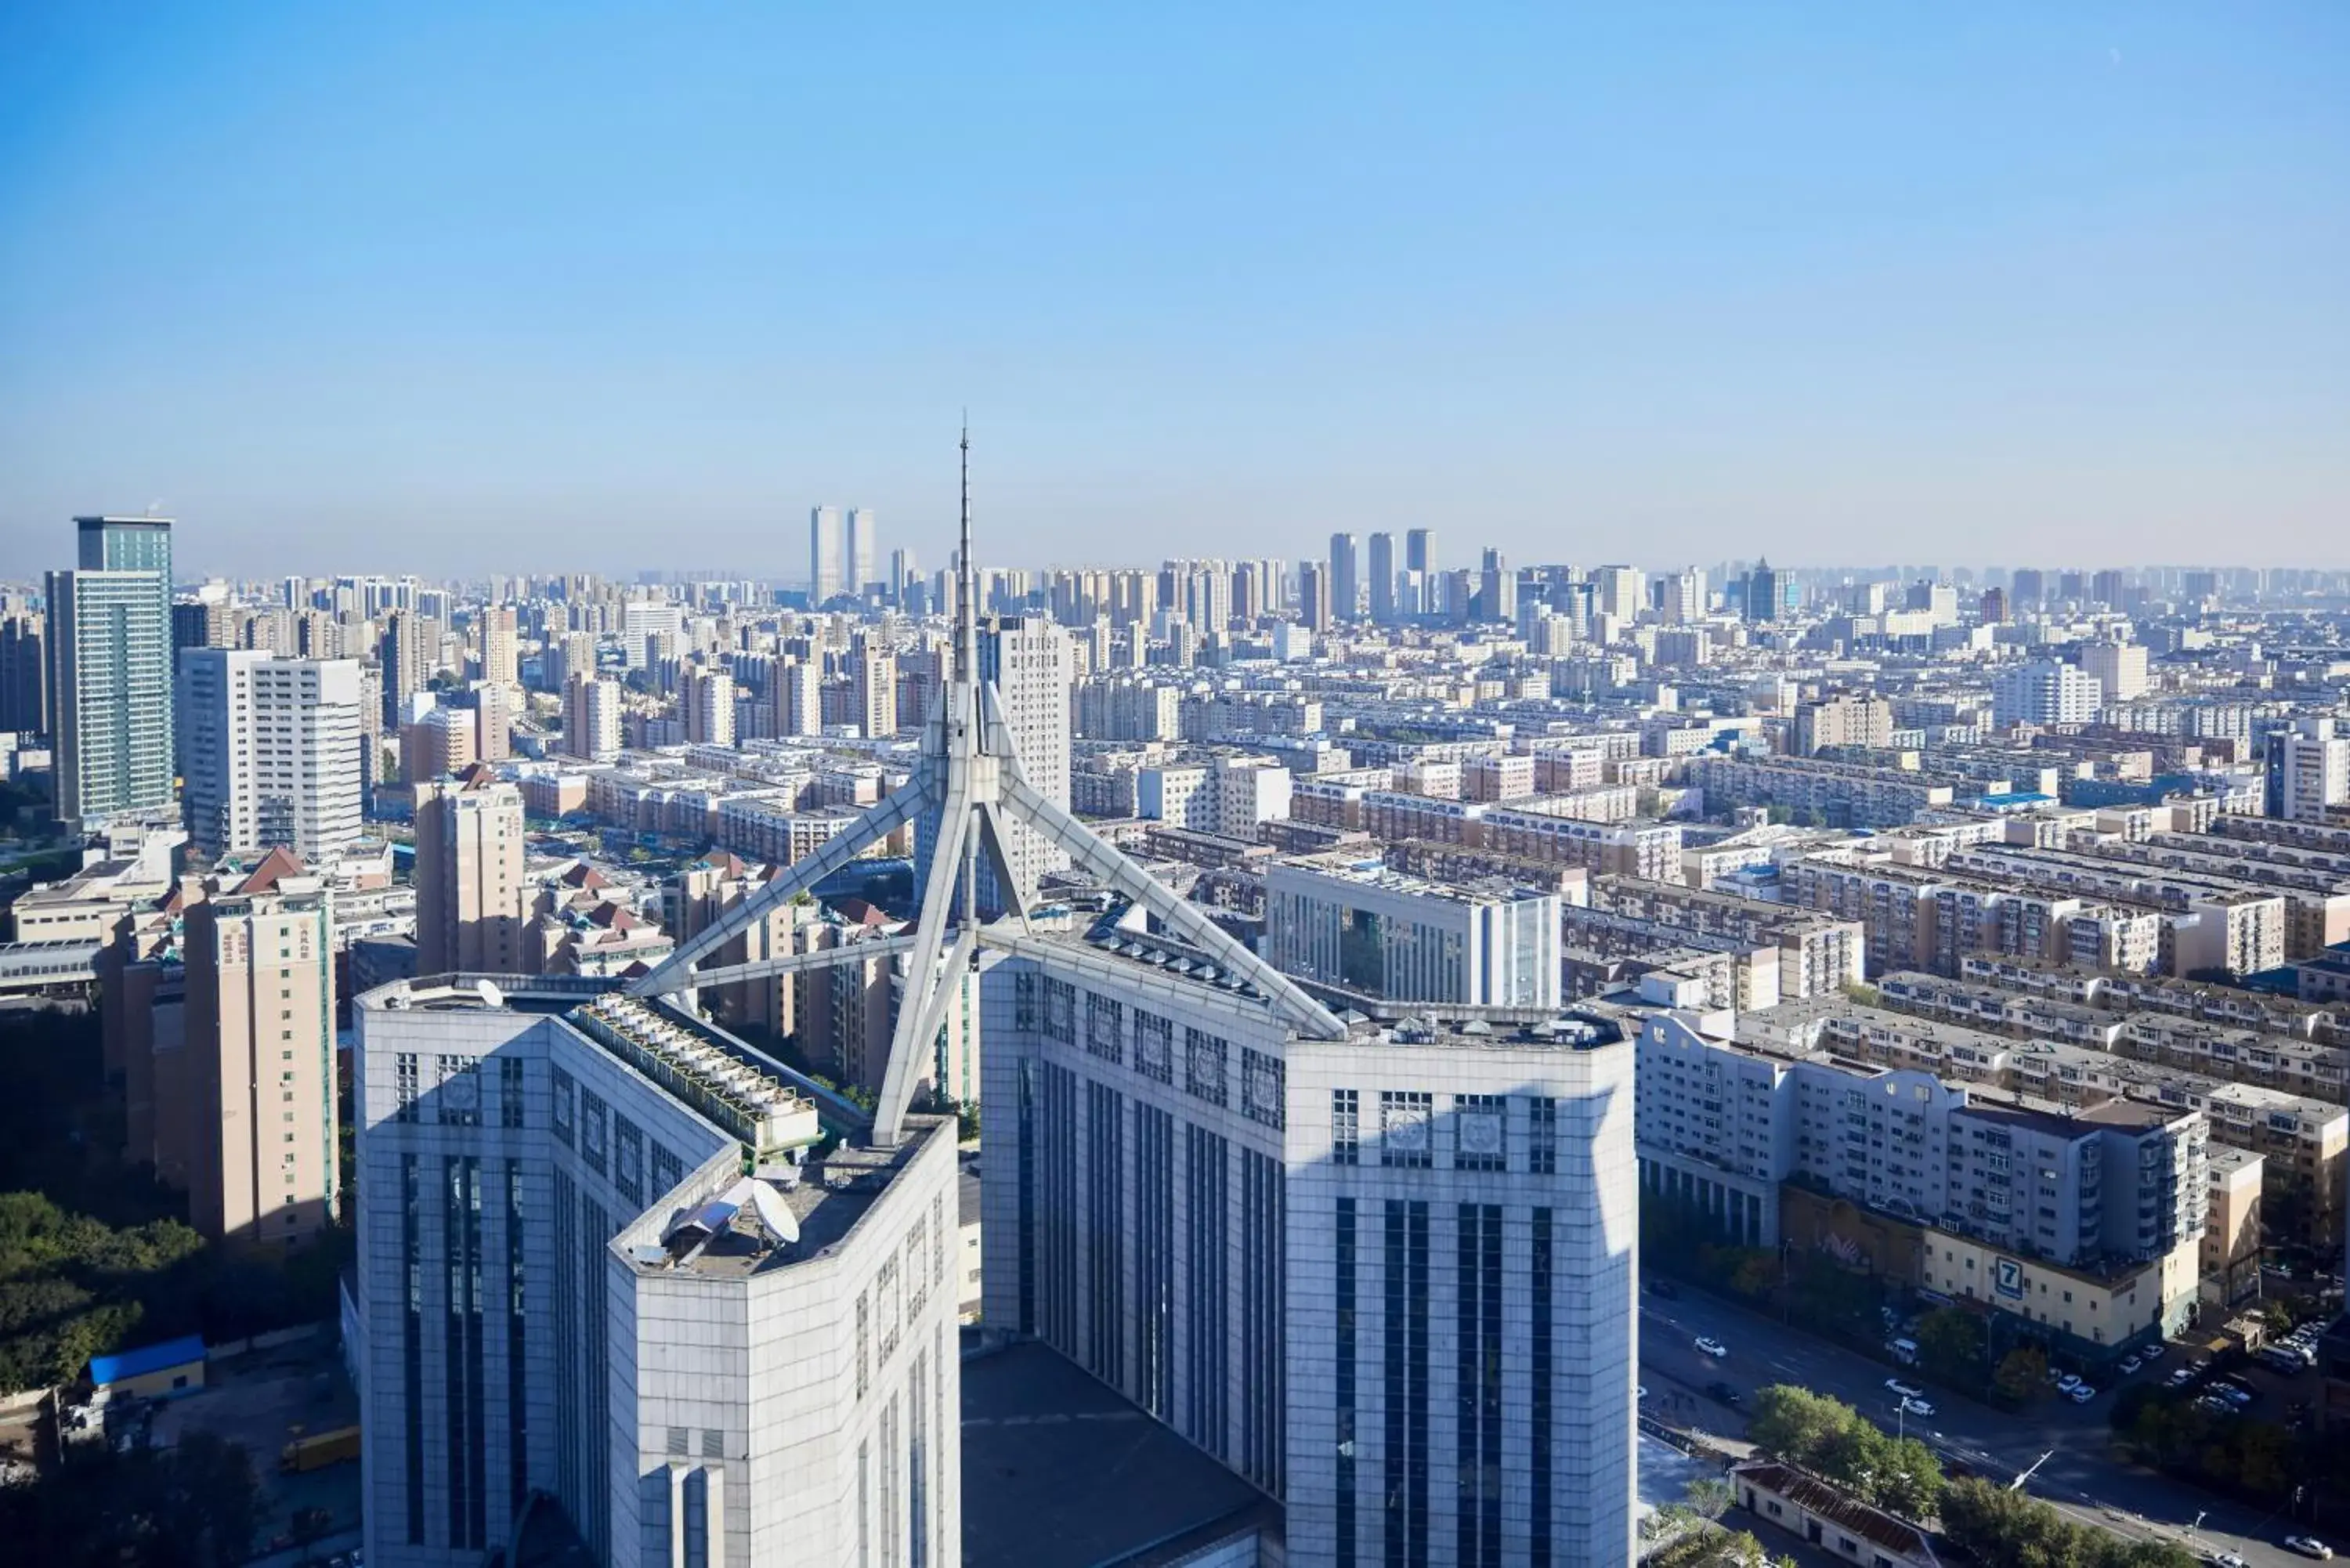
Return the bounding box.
[1887,1338,1920,1366]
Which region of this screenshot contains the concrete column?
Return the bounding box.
[669,1461,688,1568]
[703,1465,725,1568]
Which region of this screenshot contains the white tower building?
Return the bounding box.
[177,650,365,861]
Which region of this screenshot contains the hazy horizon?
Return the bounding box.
[3,4,2345,580]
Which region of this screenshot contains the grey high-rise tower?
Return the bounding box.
[1329,532,1361,623]
[1367,532,1397,624]
[48,515,176,829]
[1405,526,1434,576]
[847,506,879,598]
[808,505,846,603]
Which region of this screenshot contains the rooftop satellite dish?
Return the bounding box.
[476,978,505,1009]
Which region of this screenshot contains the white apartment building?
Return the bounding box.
[2265,715,2350,824]
[353,978,960,1568]
[1266,854,1561,1010]
[562,674,624,762]
[2078,640,2150,703]
[177,650,366,861]
[977,615,1074,904]
[983,928,1641,1565]
[1636,1010,2207,1289]
[1137,753,1296,839]
[1993,659,2104,728]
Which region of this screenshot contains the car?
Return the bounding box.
[2140,1343,2164,1362]
[1900,1396,1936,1417]
[2283,1538,2334,1561]
[2217,1387,2253,1407]
[2208,1552,2249,1568]
[2119,1354,2142,1375]
[2057,1373,2084,1393]
[2195,1394,2231,1412]
[1705,1381,1743,1407]
[2189,1358,2212,1375]
[2167,1368,2198,1388]
[2066,1384,2097,1404]
[1694,1337,1727,1358]
[1885,1378,1923,1398]
[1646,1277,1679,1299]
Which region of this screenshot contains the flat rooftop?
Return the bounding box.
[962,1340,1274,1568]
[655,1127,946,1279]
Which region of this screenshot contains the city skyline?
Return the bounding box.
[3,5,2345,576]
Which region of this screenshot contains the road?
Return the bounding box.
[1637,1287,2318,1568]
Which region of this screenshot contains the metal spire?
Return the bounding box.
[955,416,976,686]
[630,424,1347,1147]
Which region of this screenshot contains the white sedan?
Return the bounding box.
[2066,1383,2097,1404]
[1694,1337,1728,1358]
[1885,1378,1922,1399]
[1900,1396,1936,1418]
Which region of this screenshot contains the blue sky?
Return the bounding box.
[2,2,2343,579]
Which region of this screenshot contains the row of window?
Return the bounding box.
[1022,970,1285,1129]
[1332,1090,1563,1175]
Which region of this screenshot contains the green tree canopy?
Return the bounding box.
[1744,1384,1944,1518]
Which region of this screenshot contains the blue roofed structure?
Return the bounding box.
[89,1333,207,1391]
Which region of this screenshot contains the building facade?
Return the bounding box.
[352,977,960,1567]
[178,651,366,861]
[414,769,528,974]
[982,930,1640,1565]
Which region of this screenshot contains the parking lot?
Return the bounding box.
[146,1335,362,1556]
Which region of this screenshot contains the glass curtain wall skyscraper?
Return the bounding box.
[46,515,175,829]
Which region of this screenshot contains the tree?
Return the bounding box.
[289,1505,334,1566]
[1872,1436,1946,1521]
[1914,1306,1987,1387]
[1744,1384,1943,1515]
[1683,1476,1734,1521]
[1939,1476,2195,1568]
[1728,1253,1778,1302]
[0,1429,260,1567]
[1993,1343,2048,1404]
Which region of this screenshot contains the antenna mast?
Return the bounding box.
[955,418,977,685]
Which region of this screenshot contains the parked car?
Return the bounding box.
[1900,1396,1936,1418]
[1694,1337,1727,1358]
[1705,1381,1743,1408]
[2119,1354,2143,1375]
[2167,1368,2197,1388]
[1885,1378,1923,1399]
[2207,1552,2248,1568]
[2066,1384,2097,1404]
[2140,1343,2164,1362]
[2058,1373,2084,1393]
[2283,1537,2333,1560]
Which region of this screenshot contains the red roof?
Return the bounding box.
[234,845,307,896]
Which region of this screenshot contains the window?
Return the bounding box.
[1239,1048,1282,1129]
[1042,977,1076,1045]
[1084,993,1123,1064]
[1184,1029,1228,1107]
[1453,1095,1504,1172]
[1332,1090,1360,1165]
[1134,1012,1173,1084]
[1380,1091,1434,1169]
[1527,1097,1556,1176]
